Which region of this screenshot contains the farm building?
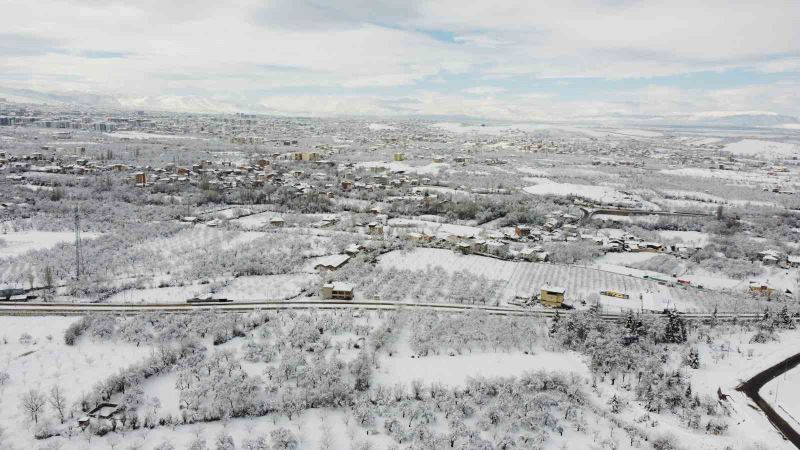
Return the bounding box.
[344,244,362,255]
[315,254,351,271]
[456,242,472,254]
[749,281,775,296]
[471,239,488,253]
[321,282,354,300]
[515,225,532,237]
[540,285,566,308]
[270,217,285,227]
[406,232,424,242]
[79,402,122,430]
[520,247,536,261]
[486,240,509,257]
[367,222,384,235]
[394,153,406,161]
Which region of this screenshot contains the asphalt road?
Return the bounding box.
[0,300,784,322]
[738,352,800,449]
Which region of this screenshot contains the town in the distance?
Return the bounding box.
[0,99,799,450]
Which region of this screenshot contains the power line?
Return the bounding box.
[74,206,82,279]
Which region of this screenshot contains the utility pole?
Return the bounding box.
[74,206,82,279]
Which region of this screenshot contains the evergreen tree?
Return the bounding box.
[609,394,621,413]
[663,310,687,344]
[778,305,795,330]
[549,310,561,335]
[685,348,700,369]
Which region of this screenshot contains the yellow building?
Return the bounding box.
[540,285,566,308]
[394,153,405,161]
[321,282,354,300]
[290,152,321,161]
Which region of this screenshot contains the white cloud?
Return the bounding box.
[0,0,797,118]
[462,86,506,95]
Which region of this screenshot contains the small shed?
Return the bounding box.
[315,254,351,271]
[540,285,566,308]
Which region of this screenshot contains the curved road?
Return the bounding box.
[579,206,712,225]
[738,352,800,449]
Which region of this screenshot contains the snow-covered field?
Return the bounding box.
[660,167,786,185]
[367,123,396,131]
[656,230,710,247]
[387,218,483,238]
[723,139,800,158]
[105,284,207,303]
[379,248,741,312]
[230,211,285,229]
[215,273,313,300]
[594,252,659,266]
[0,231,100,259]
[523,179,650,207]
[376,350,589,388]
[355,160,449,175]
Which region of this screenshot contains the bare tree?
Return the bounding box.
[20,389,47,424]
[26,270,35,290]
[318,420,334,450]
[49,384,68,424]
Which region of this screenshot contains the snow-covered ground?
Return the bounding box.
[367,123,396,131]
[230,210,285,229]
[379,248,741,312]
[0,230,100,258]
[516,166,549,177]
[355,160,449,175]
[763,364,800,432]
[723,139,799,158]
[523,179,651,208]
[376,350,589,388]
[690,329,800,449]
[387,218,483,238]
[660,167,788,185]
[594,252,660,266]
[105,284,208,303]
[104,131,205,140]
[0,316,155,449]
[656,230,710,247]
[215,273,314,300]
[608,128,663,138]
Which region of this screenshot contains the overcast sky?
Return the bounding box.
[1,0,799,119]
